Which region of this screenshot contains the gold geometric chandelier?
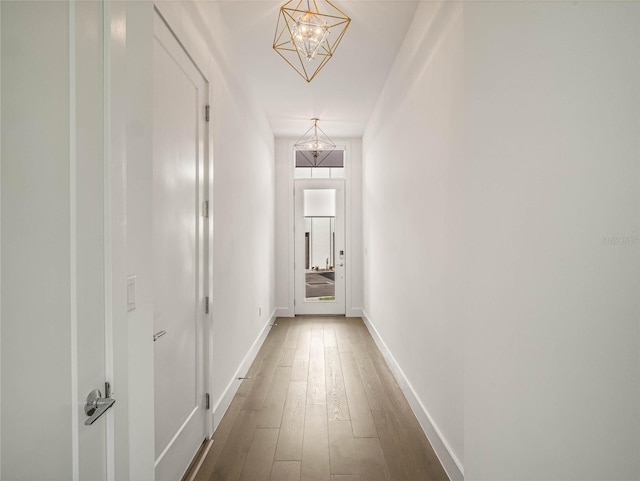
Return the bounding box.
[273,0,351,83]
[294,118,336,166]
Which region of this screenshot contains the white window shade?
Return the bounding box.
[296,150,344,168]
[304,189,336,217]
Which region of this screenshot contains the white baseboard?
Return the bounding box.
[361,310,464,481]
[275,307,293,317]
[277,307,361,318]
[210,310,276,433]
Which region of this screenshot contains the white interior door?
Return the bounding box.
[295,179,346,315]
[1,1,111,479]
[153,10,209,481]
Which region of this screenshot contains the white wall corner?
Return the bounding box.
[348,307,363,318]
[361,310,465,481]
[210,318,273,433]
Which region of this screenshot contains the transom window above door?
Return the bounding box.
[294,149,345,178]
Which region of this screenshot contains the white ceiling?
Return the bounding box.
[217,1,419,138]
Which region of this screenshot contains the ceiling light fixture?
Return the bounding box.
[273,0,351,83]
[294,118,336,166]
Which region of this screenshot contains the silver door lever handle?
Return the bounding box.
[84,389,116,426]
[153,330,167,341]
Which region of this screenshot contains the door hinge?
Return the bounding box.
[205,393,210,410]
[204,200,209,218]
[205,296,210,314]
[205,105,210,122]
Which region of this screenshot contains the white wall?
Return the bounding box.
[463,2,640,479]
[275,137,293,312]
[275,138,362,316]
[362,2,464,478]
[363,1,640,480]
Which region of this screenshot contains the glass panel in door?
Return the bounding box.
[295,179,345,315]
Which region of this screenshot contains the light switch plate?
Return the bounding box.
[127,275,136,312]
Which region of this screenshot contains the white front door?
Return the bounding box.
[294,179,346,315]
[153,10,209,481]
[1,1,112,479]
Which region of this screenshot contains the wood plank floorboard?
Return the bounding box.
[307,334,326,405]
[404,427,450,481]
[334,322,355,354]
[242,351,281,412]
[235,378,252,398]
[325,346,350,422]
[291,359,309,382]
[371,409,409,481]
[195,317,449,481]
[239,428,279,481]
[301,404,330,481]
[275,381,307,461]
[355,356,384,412]
[354,437,390,481]
[328,421,358,475]
[279,347,296,367]
[295,326,311,361]
[194,397,246,481]
[323,324,338,348]
[283,321,301,350]
[271,461,301,481]
[370,352,420,429]
[258,366,292,428]
[208,409,260,481]
[340,352,378,438]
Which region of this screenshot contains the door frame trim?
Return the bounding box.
[286,141,356,317]
[152,0,216,440]
[151,7,211,481]
[104,2,125,480]
[104,3,216,480]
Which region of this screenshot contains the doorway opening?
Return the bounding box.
[295,179,345,315]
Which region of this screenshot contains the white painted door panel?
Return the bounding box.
[294,179,346,315]
[153,11,208,481]
[1,2,109,480]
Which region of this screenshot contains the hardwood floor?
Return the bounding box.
[194,317,449,481]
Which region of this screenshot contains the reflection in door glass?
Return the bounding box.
[305,217,335,301]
